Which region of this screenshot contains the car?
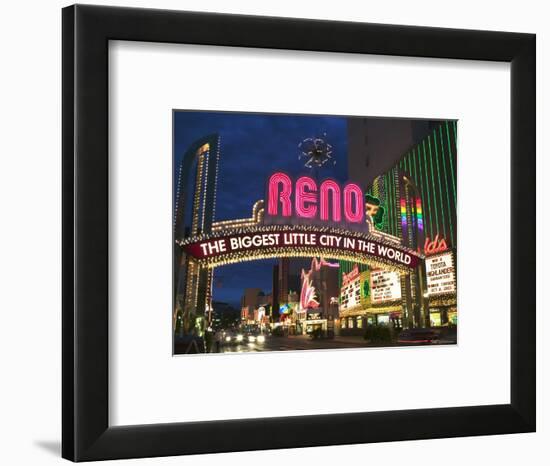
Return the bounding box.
[397,328,440,345]
[244,331,267,344]
[221,330,245,345]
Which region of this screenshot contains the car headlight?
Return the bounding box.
[257,335,265,343]
[247,335,256,342]
[236,334,244,342]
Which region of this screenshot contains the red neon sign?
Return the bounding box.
[342,264,360,286]
[424,234,448,255]
[267,172,364,224]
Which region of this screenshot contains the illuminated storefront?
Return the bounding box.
[339,264,404,335]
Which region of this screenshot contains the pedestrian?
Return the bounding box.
[215,330,222,353]
[204,329,213,353]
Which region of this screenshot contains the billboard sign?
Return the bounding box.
[425,252,456,295]
[371,269,402,303]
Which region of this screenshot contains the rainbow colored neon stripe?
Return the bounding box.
[400,198,407,231]
[416,197,424,231]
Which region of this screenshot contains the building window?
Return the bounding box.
[357,317,363,329]
[430,311,442,327]
[377,315,389,325]
[348,318,354,329]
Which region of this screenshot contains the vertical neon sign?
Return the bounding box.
[400,197,407,235]
[416,197,423,232]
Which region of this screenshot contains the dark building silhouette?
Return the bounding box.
[240,288,263,321]
[272,264,279,322]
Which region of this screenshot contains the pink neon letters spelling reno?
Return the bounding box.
[267,172,364,224]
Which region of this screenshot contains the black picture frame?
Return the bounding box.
[62,4,536,462]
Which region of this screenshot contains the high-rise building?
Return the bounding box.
[348,118,457,250]
[278,258,289,306]
[241,287,263,322]
[347,117,438,188]
[173,134,221,335]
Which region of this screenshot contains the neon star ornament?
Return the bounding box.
[298,133,334,169]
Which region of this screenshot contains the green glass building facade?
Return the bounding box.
[367,120,458,250]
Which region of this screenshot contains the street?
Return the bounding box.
[218,334,376,353]
[174,330,457,355]
[213,334,455,354]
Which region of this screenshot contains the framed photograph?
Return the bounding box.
[62,4,536,462]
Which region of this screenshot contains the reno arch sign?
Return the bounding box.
[178,171,423,271]
[265,172,365,228]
